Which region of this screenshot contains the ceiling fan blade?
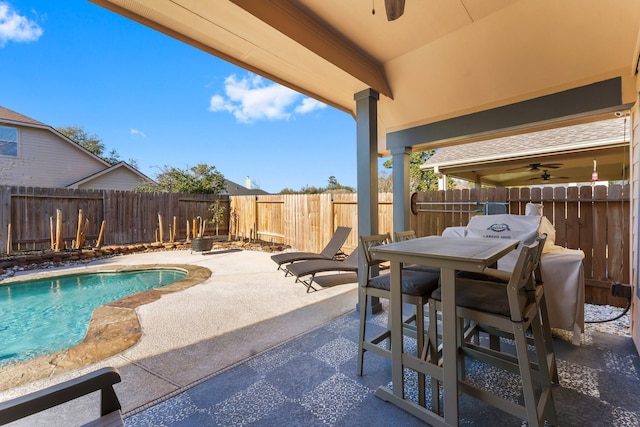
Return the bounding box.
[528,174,570,181]
[538,163,563,169]
[507,162,563,172]
[385,0,405,21]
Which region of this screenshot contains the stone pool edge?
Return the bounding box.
[0,264,212,391]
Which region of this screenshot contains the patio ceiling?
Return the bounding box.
[89,0,640,154]
[421,117,631,186]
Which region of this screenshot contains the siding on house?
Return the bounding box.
[0,125,108,187]
[1,106,153,191]
[74,165,148,191]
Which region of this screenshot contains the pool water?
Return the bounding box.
[0,269,186,367]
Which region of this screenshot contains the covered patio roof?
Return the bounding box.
[421,117,631,187]
[89,0,640,154]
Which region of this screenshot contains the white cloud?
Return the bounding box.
[0,2,43,47]
[209,74,326,123]
[130,128,146,138]
[295,97,326,114]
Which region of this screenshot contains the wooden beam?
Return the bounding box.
[388,78,629,149]
[232,0,393,98]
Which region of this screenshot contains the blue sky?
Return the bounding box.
[0,1,367,193]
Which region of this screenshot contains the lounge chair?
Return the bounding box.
[270,226,351,274]
[286,247,359,292]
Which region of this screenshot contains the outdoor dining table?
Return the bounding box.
[369,235,520,426]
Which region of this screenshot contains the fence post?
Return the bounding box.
[0,186,9,252]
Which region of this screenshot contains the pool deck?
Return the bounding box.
[0,249,358,423]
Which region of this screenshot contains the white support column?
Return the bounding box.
[435,166,447,191]
[355,88,381,313]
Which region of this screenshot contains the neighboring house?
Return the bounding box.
[0,105,153,191]
[223,178,269,196]
[66,161,154,191]
[420,118,630,189]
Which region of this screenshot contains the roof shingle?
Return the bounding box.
[423,118,629,166]
[0,106,47,127]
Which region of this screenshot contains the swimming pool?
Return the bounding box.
[0,269,187,367]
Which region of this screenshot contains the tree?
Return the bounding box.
[382,150,453,192]
[378,170,393,192]
[104,149,121,165]
[127,159,140,169]
[57,125,105,157]
[209,199,227,235]
[326,175,355,192]
[279,176,354,194]
[56,125,137,167]
[137,163,226,194]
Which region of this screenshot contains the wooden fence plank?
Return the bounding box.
[553,186,567,248]
[606,184,628,306]
[566,186,580,249]
[592,185,608,277]
[579,185,594,280]
[621,184,631,286]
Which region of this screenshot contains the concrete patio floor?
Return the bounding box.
[0,249,358,425]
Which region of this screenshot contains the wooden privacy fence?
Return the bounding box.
[231,185,629,307]
[1,185,629,307]
[0,186,229,251]
[412,184,630,306]
[229,193,394,254]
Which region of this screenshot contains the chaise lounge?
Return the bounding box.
[286,247,359,292]
[270,226,351,274]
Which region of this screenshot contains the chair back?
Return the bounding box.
[482,202,508,215]
[531,233,547,287]
[319,226,352,258]
[506,239,540,322]
[359,233,392,276]
[393,230,416,242]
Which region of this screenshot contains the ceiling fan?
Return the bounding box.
[508,162,564,172]
[372,0,405,21]
[528,170,570,181]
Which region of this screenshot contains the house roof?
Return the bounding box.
[66,161,156,188]
[90,1,640,154]
[0,106,47,127]
[224,179,270,196]
[421,117,630,186]
[1,104,112,168]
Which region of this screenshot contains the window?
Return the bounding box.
[0,125,18,157]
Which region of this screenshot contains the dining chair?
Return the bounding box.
[428,240,557,426]
[393,229,441,273]
[357,233,440,406]
[393,229,417,242]
[457,234,558,383]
